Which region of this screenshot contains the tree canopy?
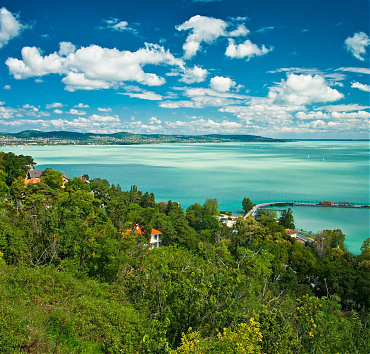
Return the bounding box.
[0,151,369,353]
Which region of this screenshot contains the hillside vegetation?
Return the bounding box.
[0,151,369,353]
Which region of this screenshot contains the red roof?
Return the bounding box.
[24,177,41,185]
[124,224,162,236]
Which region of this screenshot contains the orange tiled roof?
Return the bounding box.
[24,177,41,185]
[124,225,162,236]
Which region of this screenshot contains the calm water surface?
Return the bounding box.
[3,141,369,254]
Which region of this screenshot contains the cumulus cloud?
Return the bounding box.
[98,107,112,112]
[351,81,370,92]
[228,24,249,37]
[46,102,64,109]
[7,42,185,91]
[0,7,25,49]
[296,110,370,120]
[176,15,271,60]
[225,39,272,60]
[62,72,112,92]
[58,41,76,56]
[210,76,235,92]
[268,74,344,105]
[3,85,11,90]
[179,65,208,83]
[75,103,89,108]
[344,32,369,61]
[149,117,161,124]
[176,15,228,58]
[68,108,86,115]
[321,104,370,112]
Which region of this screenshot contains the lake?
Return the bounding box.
[2,141,369,254]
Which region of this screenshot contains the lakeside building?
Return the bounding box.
[24,169,69,188]
[124,224,162,249]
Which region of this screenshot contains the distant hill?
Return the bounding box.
[0,130,287,145]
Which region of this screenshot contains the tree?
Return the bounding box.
[278,208,295,229]
[0,152,35,186]
[360,237,370,259]
[203,198,219,216]
[41,168,64,189]
[315,229,346,258]
[255,208,277,222]
[242,197,254,213]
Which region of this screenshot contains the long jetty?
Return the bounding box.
[245,201,368,219]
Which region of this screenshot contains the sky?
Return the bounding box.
[0,0,369,138]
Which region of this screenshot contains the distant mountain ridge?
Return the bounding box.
[0,130,287,144]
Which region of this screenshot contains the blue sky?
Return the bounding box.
[0,0,369,138]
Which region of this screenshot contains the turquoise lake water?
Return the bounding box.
[2,141,369,254]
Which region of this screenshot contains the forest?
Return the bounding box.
[0,151,369,353]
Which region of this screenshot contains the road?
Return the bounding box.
[244,202,290,219]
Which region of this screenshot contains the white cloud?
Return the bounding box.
[53,109,63,114]
[321,104,370,112]
[6,46,65,78]
[344,32,369,61]
[62,72,112,91]
[255,26,274,33]
[225,39,272,60]
[351,81,370,92]
[210,76,235,92]
[46,102,64,109]
[149,117,161,124]
[0,7,25,49]
[102,18,136,34]
[112,21,129,31]
[75,103,89,108]
[336,67,370,75]
[68,108,86,115]
[179,65,208,83]
[228,24,249,37]
[296,110,370,120]
[268,74,344,105]
[220,99,300,125]
[3,85,11,90]
[98,107,112,112]
[119,86,163,101]
[7,42,185,91]
[165,118,242,134]
[160,86,247,109]
[176,15,228,58]
[0,105,16,119]
[159,101,198,109]
[58,41,76,56]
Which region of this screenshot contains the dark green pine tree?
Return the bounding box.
[278,208,295,229]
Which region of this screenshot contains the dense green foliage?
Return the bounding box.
[0,151,369,353]
[242,197,254,213]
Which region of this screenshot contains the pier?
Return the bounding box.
[245,201,368,219]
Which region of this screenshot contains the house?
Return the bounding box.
[124,224,162,249]
[24,177,41,185]
[25,169,69,188]
[286,229,314,246]
[25,169,44,185]
[27,170,44,179]
[285,229,298,238]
